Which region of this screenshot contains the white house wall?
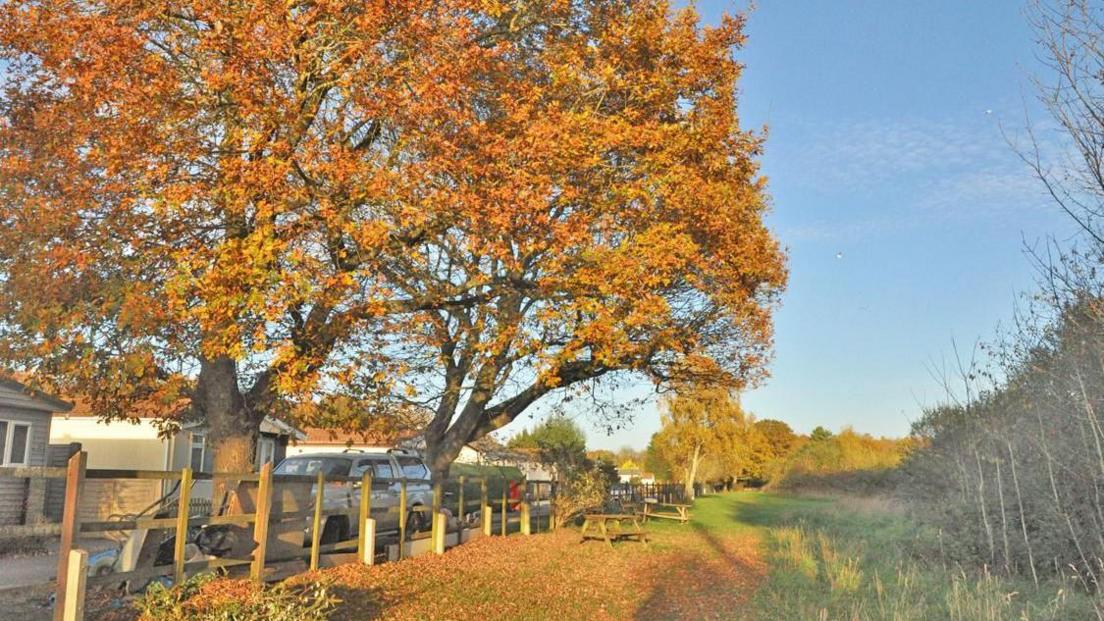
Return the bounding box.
[454,446,481,464]
[48,417,170,520]
[49,417,168,470]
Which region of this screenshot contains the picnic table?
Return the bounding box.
[642,502,691,523]
[579,513,648,547]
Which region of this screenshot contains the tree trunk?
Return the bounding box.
[197,357,260,474]
[684,444,702,500]
[424,426,466,484]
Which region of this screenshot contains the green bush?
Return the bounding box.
[135,574,337,621]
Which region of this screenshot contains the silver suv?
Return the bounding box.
[273,449,434,543]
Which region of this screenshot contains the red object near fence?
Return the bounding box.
[508,480,522,511]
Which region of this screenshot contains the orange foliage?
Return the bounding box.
[0,1,786,471]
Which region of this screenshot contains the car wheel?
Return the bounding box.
[407,505,428,534]
[320,517,346,545]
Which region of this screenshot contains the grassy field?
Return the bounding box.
[722,493,1098,620]
[298,492,1102,619]
[79,492,1102,620]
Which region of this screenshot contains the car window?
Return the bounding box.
[398,456,429,480]
[351,459,374,477]
[274,457,351,477]
[371,459,394,479]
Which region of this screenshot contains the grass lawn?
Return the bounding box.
[731,493,1097,620]
[293,492,1099,620]
[84,492,1102,620]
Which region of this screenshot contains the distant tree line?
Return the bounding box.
[640,383,914,498]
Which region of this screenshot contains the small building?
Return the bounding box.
[458,436,555,481]
[50,404,304,518]
[453,435,508,466]
[0,377,73,525]
[617,459,643,484]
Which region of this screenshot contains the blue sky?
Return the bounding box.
[559,0,1080,450]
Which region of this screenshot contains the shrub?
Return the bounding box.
[553,467,609,528]
[135,574,338,621]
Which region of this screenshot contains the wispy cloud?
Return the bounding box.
[770,113,1057,242]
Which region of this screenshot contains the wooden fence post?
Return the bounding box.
[310,469,325,571]
[250,462,273,583]
[61,549,87,621]
[55,451,86,621]
[500,481,507,536]
[521,502,531,536]
[433,512,446,554]
[534,484,542,533]
[430,481,442,549]
[398,479,407,560]
[481,478,491,536]
[357,472,372,563]
[173,467,193,585]
[457,476,465,523]
[550,482,557,532]
[361,518,376,565]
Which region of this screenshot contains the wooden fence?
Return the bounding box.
[0,452,555,621]
[609,481,687,505]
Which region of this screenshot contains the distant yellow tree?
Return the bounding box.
[655,385,753,498]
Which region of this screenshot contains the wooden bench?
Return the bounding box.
[579,513,648,547]
[642,502,691,524]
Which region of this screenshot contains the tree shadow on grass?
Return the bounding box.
[725,493,831,530]
[318,583,386,621]
[631,520,765,620]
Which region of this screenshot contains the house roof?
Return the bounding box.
[296,426,420,447]
[182,416,306,440]
[466,434,506,454]
[57,393,187,420]
[480,445,543,465]
[0,377,74,413]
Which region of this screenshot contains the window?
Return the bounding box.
[398,456,429,480]
[190,433,206,472]
[351,459,374,478]
[371,459,394,479]
[0,420,32,466]
[273,457,351,477]
[348,456,394,479]
[256,436,276,468]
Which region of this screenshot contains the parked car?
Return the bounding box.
[273,448,434,544]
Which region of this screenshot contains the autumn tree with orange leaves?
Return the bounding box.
[0,0,786,479]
